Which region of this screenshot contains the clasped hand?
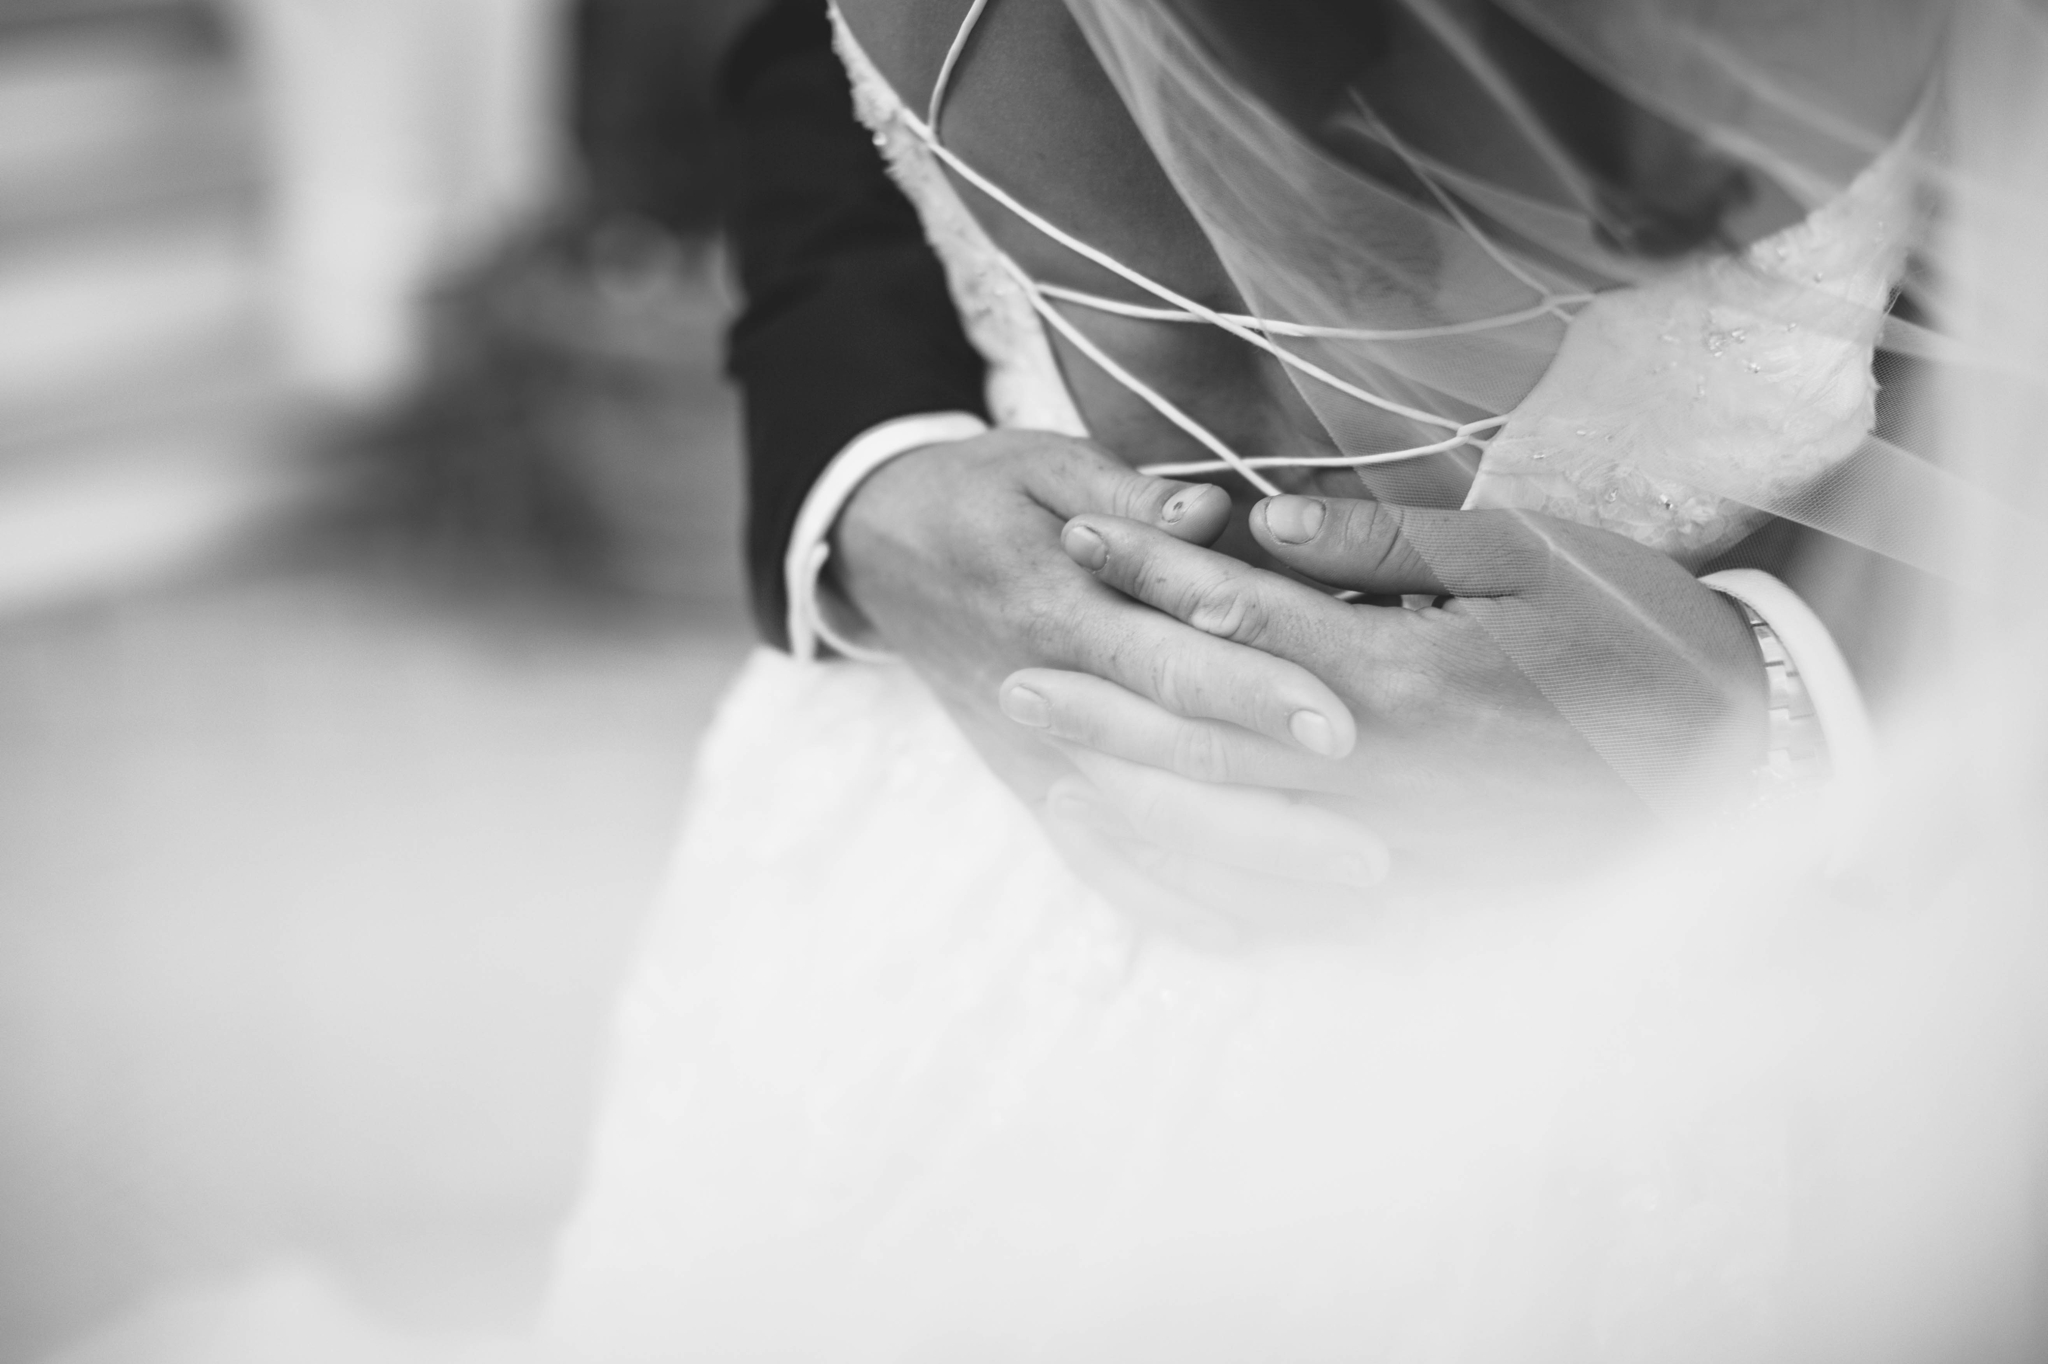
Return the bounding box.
[834,429,1764,919]
[1009,491,1767,905]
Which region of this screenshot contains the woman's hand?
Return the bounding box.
[1002,494,1768,878]
[831,432,1359,798]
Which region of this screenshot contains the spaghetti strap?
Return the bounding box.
[926,0,993,135]
[840,0,1571,490]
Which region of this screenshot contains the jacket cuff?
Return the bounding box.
[785,411,991,661]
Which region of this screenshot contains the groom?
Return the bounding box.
[717,0,1881,890]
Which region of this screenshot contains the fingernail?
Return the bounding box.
[1265,496,1325,544]
[1002,686,1050,728]
[1160,491,1192,524]
[1063,523,1108,571]
[1289,709,1342,756]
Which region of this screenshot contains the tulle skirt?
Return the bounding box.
[535,649,1851,1362]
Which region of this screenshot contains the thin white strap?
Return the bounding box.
[1137,419,1500,478]
[925,6,1585,354]
[1027,268,1501,488]
[1699,568,1877,793]
[1010,257,1284,496]
[926,0,994,134]
[906,112,1473,434]
[1036,282,1591,341]
[836,0,1527,483]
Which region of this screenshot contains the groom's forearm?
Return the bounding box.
[720,0,988,649]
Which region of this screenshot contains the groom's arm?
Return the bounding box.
[720,0,988,649]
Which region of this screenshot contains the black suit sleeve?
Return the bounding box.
[719,0,988,648]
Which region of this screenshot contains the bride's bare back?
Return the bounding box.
[836,0,1341,478]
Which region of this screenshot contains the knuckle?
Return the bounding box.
[1130,550,1179,604]
[1037,695,1088,744]
[1147,649,1194,715]
[1345,500,1406,573]
[1170,723,1234,783]
[1032,684,1106,748]
[1185,577,1268,645]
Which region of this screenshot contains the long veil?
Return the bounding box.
[1060,0,2042,813]
[1050,0,2048,1353]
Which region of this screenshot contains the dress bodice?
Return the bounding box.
[832,8,1087,438]
[1463,141,1914,563]
[829,5,1914,566]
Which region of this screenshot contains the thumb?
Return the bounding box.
[1250,495,1545,597]
[1021,436,1233,546]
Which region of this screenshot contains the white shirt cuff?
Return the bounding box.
[784,411,991,662]
[1699,567,1877,793]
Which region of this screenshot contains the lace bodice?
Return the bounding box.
[829,5,1913,565]
[832,8,1086,438]
[1464,142,1915,562]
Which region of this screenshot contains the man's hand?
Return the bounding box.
[830,431,1358,798]
[1002,494,1768,880]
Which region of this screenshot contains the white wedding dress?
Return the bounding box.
[537,12,2012,1363]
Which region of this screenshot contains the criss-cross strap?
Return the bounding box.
[850,0,1583,493]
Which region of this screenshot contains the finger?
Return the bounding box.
[1251,495,1576,600]
[1015,436,1233,545]
[1004,668,1575,825]
[1049,591,1358,756]
[1060,514,1417,701]
[1246,496,1452,596]
[1001,666,1329,790]
[1055,752,1389,889]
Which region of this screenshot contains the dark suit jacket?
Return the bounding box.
[720,0,988,648]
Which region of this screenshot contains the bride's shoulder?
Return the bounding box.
[834,0,977,111]
[836,0,1102,115]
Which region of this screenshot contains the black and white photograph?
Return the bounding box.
[3,1,2046,1360]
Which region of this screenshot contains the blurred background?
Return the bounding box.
[0,0,767,1357]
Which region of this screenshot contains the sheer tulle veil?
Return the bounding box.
[1062,0,2048,1352]
[1063,0,2044,814]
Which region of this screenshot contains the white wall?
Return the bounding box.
[230,0,569,410]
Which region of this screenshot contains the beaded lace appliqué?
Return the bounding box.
[828,0,1915,562]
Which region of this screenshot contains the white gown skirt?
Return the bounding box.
[532,649,1885,1363]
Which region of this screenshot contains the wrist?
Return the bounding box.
[824,444,944,642]
[785,412,989,661]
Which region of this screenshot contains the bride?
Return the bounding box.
[543,1,2048,1358]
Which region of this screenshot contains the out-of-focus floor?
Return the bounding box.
[0,4,755,1360]
[1,557,753,1363]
